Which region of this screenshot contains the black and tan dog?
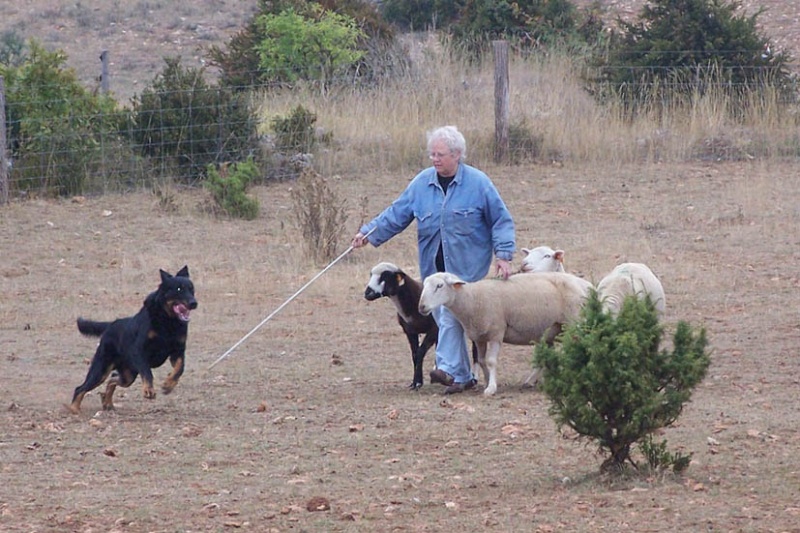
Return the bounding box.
[68,266,198,413]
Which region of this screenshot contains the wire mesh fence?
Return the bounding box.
[1,60,798,201]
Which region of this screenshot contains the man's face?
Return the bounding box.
[429,140,459,177]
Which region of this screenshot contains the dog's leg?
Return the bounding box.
[138,366,157,400]
[69,360,114,414]
[162,354,184,394]
[101,368,136,411]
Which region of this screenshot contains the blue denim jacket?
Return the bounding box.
[360,163,515,282]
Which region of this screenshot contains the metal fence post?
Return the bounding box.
[0,76,8,205]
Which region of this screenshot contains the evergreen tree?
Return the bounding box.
[594,0,792,104]
[534,290,710,473]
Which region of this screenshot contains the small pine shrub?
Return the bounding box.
[271,105,318,154]
[534,289,710,474]
[291,168,349,264]
[639,435,692,473]
[204,159,260,220]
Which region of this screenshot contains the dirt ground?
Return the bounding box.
[1,159,800,532]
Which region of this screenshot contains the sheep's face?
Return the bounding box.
[365,262,402,301]
[520,246,565,273]
[419,272,460,315]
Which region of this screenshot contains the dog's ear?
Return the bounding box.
[176,265,190,278]
[160,269,172,283]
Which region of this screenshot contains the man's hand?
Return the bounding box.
[351,232,368,249]
[495,258,512,279]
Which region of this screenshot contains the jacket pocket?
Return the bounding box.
[415,211,435,235]
[451,208,481,235]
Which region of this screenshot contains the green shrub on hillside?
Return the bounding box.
[209,0,404,88]
[534,289,710,474]
[592,0,794,108]
[254,5,365,87]
[449,0,604,58]
[380,0,461,31]
[128,57,259,183]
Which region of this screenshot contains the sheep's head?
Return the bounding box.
[520,246,565,273]
[364,262,403,301]
[419,272,464,315]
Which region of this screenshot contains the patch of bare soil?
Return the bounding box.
[2,159,800,531]
[1,0,259,102]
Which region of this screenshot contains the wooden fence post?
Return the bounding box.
[493,40,509,164]
[100,50,110,94]
[0,76,8,205]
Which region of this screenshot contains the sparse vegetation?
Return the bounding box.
[290,168,349,264]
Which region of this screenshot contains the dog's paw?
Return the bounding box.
[142,384,157,400]
[161,379,177,395]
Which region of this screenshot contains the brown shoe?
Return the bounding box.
[430,369,454,386]
[444,378,478,395]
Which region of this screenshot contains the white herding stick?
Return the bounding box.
[207,227,376,370]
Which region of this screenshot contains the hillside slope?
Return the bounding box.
[1,0,797,103]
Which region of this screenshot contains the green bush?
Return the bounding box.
[592,0,794,107]
[254,5,365,87]
[204,159,260,219]
[209,0,403,88]
[448,0,603,59]
[380,0,461,31]
[1,40,122,196]
[0,30,26,67]
[128,57,259,183]
[533,289,710,474]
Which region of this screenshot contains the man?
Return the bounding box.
[352,125,516,393]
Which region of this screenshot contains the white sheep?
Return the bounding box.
[519,246,565,273]
[418,272,593,396]
[596,262,666,316]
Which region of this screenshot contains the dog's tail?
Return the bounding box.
[77,318,112,337]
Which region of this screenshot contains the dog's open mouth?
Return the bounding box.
[173,302,192,322]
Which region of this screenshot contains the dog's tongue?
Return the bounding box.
[174,303,191,322]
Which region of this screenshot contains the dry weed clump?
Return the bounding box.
[290,168,350,265]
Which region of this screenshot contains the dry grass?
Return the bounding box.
[256,45,799,176]
[2,159,800,531]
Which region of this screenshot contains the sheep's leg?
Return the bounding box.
[406,332,423,389]
[483,341,501,396]
[474,341,489,387]
[411,332,437,390]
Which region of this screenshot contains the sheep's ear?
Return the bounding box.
[521,248,531,257]
[554,250,564,262]
[395,273,405,286]
[453,280,466,291]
